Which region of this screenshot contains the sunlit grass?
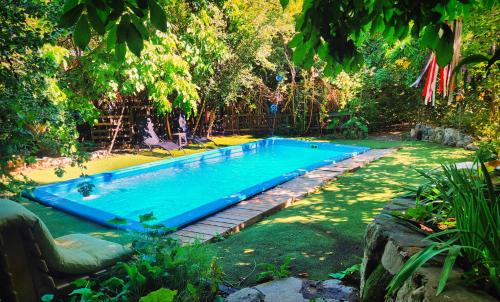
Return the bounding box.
[205,140,473,285]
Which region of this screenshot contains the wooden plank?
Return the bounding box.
[175,230,213,240]
[182,224,229,236]
[198,220,236,229]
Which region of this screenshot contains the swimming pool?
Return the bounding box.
[25,138,369,232]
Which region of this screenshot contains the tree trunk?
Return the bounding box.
[166,113,172,140]
[193,98,206,135]
[107,105,125,155]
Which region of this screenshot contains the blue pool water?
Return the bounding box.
[26,138,369,231]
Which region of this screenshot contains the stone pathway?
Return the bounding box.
[225,277,359,302]
[174,148,398,244]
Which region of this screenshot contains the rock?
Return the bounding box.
[423,127,432,141]
[432,127,444,143]
[394,267,498,302]
[225,287,264,302]
[254,277,304,302]
[219,284,239,296]
[361,200,498,302]
[443,128,459,146]
[302,279,359,301]
[361,264,392,302]
[465,143,479,151]
[318,279,359,301]
[462,135,473,146]
[410,129,416,139]
[50,158,61,166]
[60,157,72,165]
[227,277,360,302]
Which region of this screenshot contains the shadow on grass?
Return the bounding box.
[206,141,473,286]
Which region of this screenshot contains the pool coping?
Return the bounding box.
[173,147,399,244]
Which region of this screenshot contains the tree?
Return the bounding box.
[284,0,495,76]
[0,0,96,193]
[59,0,169,58]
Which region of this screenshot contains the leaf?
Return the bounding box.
[109,0,125,20]
[127,2,145,18]
[138,211,156,223]
[117,15,130,43]
[288,32,303,48]
[102,276,125,289]
[73,14,91,49]
[69,288,93,296]
[106,23,118,51]
[87,4,105,35]
[139,288,177,302]
[148,0,167,32]
[280,0,289,8]
[115,42,126,61]
[131,16,149,39]
[41,294,55,302]
[63,0,79,13]
[435,25,454,67]
[420,24,440,50]
[108,216,127,224]
[387,244,447,296]
[451,54,489,77]
[59,4,84,28]
[317,40,329,60]
[126,23,144,56]
[90,0,106,10]
[437,245,461,295]
[71,278,89,288]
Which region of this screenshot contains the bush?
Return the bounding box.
[388,160,500,298]
[66,231,222,302]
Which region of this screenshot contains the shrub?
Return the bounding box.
[67,231,222,302]
[388,160,500,298]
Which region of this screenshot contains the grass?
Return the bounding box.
[204,138,473,286]
[17,135,473,286]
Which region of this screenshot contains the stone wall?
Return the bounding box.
[360,199,497,302]
[410,124,476,150]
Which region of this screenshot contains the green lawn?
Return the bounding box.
[204,138,472,286]
[18,135,473,287]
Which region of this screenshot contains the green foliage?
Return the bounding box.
[329,263,361,280]
[284,0,494,76]
[59,0,168,56]
[388,160,500,297]
[139,288,177,302]
[327,98,369,138]
[476,141,499,162]
[255,257,292,283]
[69,232,222,302]
[0,0,98,194]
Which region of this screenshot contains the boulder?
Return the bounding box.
[443,128,459,146]
[226,277,360,302]
[361,199,498,302]
[225,287,264,302]
[392,267,497,302]
[466,143,479,151]
[431,127,444,144]
[302,279,359,301]
[462,135,473,146]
